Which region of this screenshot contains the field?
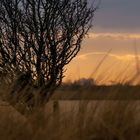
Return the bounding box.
[0,84,140,140]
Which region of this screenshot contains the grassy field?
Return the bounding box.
[0,84,140,140]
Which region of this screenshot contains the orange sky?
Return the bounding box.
[64,32,140,84]
[63,0,140,85]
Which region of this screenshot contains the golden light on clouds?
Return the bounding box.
[77,52,140,61]
[88,32,140,40]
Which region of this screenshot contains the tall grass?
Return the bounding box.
[0,91,140,140]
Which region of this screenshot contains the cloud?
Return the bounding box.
[88,32,140,40]
[77,51,140,61]
[93,0,140,32]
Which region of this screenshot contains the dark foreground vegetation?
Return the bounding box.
[0,80,140,140]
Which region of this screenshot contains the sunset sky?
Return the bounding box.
[64,0,140,84]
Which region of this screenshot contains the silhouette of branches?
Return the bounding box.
[0,0,97,108]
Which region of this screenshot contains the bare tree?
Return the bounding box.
[0,0,97,110]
